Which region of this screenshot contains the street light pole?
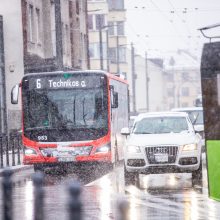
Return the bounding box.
[131,42,136,113]
[116,35,120,74]
[145,51,149,111]
[98,15,104,70]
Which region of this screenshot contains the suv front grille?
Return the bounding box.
[145,146,178,164]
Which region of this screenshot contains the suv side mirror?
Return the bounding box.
[194,125,204,133]
[11,84,20,104]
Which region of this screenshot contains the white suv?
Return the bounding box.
[171,107,205,149]
[121,112,202,187]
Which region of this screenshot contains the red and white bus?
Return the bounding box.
[11,71,129,171]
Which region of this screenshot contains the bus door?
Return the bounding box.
[201,41,220,201]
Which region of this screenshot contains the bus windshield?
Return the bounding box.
[22,73,108,142]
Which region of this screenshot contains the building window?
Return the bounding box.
[76,0,79,15]
[28,4,34,42]
[88,15,93,30]
[119,47,126,62]
[117,21,124,35]
[167,88,174,97]
[108,22,114,35]
[89,43,100,59]
[182,72,189,81]
[109,48,116,63]
[167,73,174,81]
[108,0,124,10]
[182,87,189,96]
[95,14,105,30]
[36,8,41,44]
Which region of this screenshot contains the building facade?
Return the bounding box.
[0,0,89,133]
[164,50,201,109]
[126,48,166,114]
[88,0,128,76]
[0,0,24,132]
[22,0,89,73]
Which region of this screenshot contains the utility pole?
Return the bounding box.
[54,0,63,70]
[145,51,149,111]
[0,16,7,134]
[106,29,109,72]
[98,15,104,70]
[116,35,120,74]
[131,43,136,113]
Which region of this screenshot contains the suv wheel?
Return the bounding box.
[192,158,203,187]
[124,164,139,187]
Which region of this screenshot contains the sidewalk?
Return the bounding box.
[0,164,33,177]
[0,152,33,176]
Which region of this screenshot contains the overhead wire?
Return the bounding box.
[167,0,192,36]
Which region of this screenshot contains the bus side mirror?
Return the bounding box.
[112,91,118,108]
[11,84,19,104]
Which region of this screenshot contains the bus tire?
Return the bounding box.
[34,164,43,172]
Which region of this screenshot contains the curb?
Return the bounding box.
[0,165,33,177]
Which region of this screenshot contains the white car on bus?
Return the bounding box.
[121,112,203,187]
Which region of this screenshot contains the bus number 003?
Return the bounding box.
[38,136,48,141]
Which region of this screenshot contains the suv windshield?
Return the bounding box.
[133,117,189,134]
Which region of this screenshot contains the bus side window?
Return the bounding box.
[110,85,118,108]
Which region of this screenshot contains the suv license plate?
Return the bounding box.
[155,154,168,162]
[58,157,75,162]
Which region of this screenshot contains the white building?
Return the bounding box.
[0,0,24,132]
[126,48,166,114]
[164,50,201,109]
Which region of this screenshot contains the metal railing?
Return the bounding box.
[0,132,22,169]
[1,169,129,220]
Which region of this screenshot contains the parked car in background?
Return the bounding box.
[121,112,203,187]
[171,107,205,149]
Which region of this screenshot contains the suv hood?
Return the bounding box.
[127,132,196,146]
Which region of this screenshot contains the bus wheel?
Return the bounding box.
[34,164,44,172]
[192,158,203,187]
[124,164,139,186]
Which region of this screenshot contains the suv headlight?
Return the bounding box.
[127,145,141,153]
[182,144,197,151]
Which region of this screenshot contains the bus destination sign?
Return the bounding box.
[25,74,104,90]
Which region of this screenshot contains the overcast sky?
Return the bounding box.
[125,0,220,60]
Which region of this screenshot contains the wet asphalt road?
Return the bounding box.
[1,155,220,220]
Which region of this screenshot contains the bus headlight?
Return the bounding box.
[127,145,141,153]
[40,148,58,157]
[182,144,197,151]
[95,144,111,153]
[74,146,92,155]
[24,147,37,155]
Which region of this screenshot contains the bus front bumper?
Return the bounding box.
[23,153,112,165]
